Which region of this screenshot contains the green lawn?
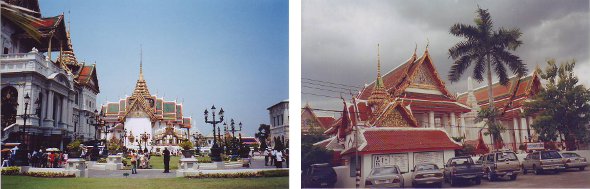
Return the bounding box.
[1,176,289,189]
[124,155,212,170]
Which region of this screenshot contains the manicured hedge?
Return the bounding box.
[1,166,20,175]
[185,170,288,179]
[1,167,75,178]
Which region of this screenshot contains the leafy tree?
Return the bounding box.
[255,124,270,151]
[301,132,332,170]
[524,59,590,150]
[448,7,527,149]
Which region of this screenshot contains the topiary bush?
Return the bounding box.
[184,170,288,179]
[1,166,21,175]
[97,158,107,163]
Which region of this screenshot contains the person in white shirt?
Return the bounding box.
[275,150,283,168]
[270,149,276,166]
[263,148,270,166]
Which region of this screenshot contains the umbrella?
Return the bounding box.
[46,148,60,152]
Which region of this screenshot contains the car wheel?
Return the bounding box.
[475,177,481,185]
[522,165,527,174]
[534,165,542,175]
[510,175,517,181]
[487,170,496,181]
[580,167,585,171]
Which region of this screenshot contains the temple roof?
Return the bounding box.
[301,103,336,131]
[75,64,100,93]
[341,128,461,155]
[358,49,454,100]
[456,72,541,116]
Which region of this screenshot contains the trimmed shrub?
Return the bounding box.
[1,166,21,175]
[185,170,289,179]
[97,158,107,163]
[24,172,75,178]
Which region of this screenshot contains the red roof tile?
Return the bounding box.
[351,129,461,155]
[317,117,336,129]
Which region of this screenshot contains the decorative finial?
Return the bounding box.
[377,43,381,78]
[426,38,430,51]
[139,44,143,80]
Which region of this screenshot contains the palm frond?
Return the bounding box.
[493,28,523,51]
[450,23,480,40]
[448,40,478,60]
[448,53,476,82]
[493,48,527,76]
[472,56,486,82]
[493,57,510,85]
[475,7,493,35]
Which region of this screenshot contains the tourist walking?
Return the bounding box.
[163,147,170,173]
[130,151,137,174]
[270,148,276,166]
[275,150,283,168]
[263,148,270,166]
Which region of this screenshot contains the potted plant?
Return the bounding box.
[67,140,83,158]
[179,140,194,158]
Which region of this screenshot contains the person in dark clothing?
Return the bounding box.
[163,148,170,173]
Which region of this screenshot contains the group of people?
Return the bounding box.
[128,149,152,174]
[27,149,67,168]
[263,148,288,168]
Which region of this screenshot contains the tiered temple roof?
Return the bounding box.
[301,103,336,134]
[456,72,541,120]
[101,61,191,129]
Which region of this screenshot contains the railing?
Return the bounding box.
[1,52,67,77]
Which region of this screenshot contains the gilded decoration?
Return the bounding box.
[410,63,437,90]
[378,107,411,127]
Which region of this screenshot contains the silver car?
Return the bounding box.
[560,152,588,171]
[411,163,443,188]
[365,166,404,188]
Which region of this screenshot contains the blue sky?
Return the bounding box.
[39,0,289,136]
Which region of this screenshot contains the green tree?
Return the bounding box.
[448,7,527,149]
[301,132,332,170]
[255,124,270,151]
[524,59,590,150]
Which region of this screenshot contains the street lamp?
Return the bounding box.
[17,93,38,151]
[204,105,224,162]
[140,131,150,151]
[227,119,243,156]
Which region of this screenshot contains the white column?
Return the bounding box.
[527,117,534,140]
[46,91,54,121]
[520,117,533,141]
[450,113,457,137]
[460,114,466,137]
[513,117,521,146]
[421,113,428,128]
[429,111,435,128]
[442,113,449,132]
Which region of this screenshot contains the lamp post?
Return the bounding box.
[140,131,150,151]
[204,105,224,162]
[122,129,127,147]
[89,109,104,141]
[17,93,38,151]
[227,119,243,156]
[72,113,79,141]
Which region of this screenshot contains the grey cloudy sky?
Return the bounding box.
[302,0,590,117]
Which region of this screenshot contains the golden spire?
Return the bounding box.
[139,45,144,81]
[132,45,151,98]
[368,43,391,108]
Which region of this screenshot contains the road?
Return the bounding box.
[410,169,589,188]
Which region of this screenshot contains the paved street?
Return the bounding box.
[410,169,590,188]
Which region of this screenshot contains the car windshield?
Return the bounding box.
[450,158,472,165]
[371,167,399,175]
[541,151,562,159]
[496,152,518,161]
[415,164,438,171]
[561,153,580,158]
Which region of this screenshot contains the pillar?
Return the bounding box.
[41,89,47,122]
[460,114,466,137]
[513,117,521,146]
[429,111,435,128]
[520,117,528,142]
[527,116,534,140]
[421,113,429,128]
[450,113,457,137]
[442,113,449,132]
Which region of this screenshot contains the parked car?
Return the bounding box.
[411,163,443,188]
[522,150,565,175]
[303,163,337,188]
[443,156,483,186]
[481,150,521,181]
[365,165,404,188]
[560,152,588,171]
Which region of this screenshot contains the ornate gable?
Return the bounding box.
[409,63,438,90]
[370,102,419,128]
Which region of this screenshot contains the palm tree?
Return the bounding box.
[448,7,527,149]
